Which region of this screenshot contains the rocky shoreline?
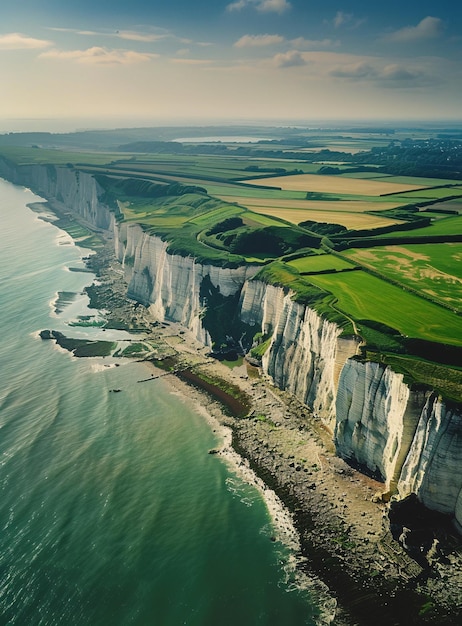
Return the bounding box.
[73,240,462,625]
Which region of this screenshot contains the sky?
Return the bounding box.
[1,0,461,130]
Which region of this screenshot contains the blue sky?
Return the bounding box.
[1,1,461,129]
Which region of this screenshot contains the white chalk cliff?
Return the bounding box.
[335,359,462,531]
[2,160,462,532]
[239,281,360,427]
[114,221,258,346]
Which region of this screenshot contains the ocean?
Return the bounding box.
[0,178,327,625]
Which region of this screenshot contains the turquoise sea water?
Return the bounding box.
[0,179,326,625]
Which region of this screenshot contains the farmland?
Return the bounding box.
[305,270,462,347]
[374,215,462,239]
[287,254,355,273]
[1,124,462,398]
[237,205,403,230]
[342,244,462,311]
[243,173,430,195]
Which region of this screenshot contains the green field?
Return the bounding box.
[343,244,462,311]
[375,215,462,238]
[287,254,356,273]
[305,270,462,346]
[390,187,462,201]
[2,130,462,396]
[373,176,462,187]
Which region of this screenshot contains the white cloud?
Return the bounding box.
[273,50,308,68]
[333,11,352,29]
[47,26,169,43]
[227,0,247,9]
[257,0,291,12]
[39,47,157,65]
[0,32,52,50]
[383,16,444,43]
[234,34,284,47]
[227,0,291,14]
[329,61,425,87]
[290,37,339,49]
[169,58,213,65]
[330,62,377,79]
[381,64,420,81]
[114,30,167,43]
[330,11,365,30]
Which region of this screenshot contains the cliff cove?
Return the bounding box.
[1,158,462,624]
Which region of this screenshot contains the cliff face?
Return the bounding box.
[335,360,462,531]
[0,161,113,230]
[2,161,462,532]
[239,281,360,427]
[115,222,259,346]
[398,395,462,533]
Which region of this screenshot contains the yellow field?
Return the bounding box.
[219,196,404,213]
[243,173,428,196]
[246,206,402,230]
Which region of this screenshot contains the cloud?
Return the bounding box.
[257,0,291,12]
[169,58,213,65]
[234,34,284,47]
[333,11,353,29]
[0,32,52,50]
[330,11,365,30]
[330,62,377,79]
[47,26,169,43]
[39,47,156,65]
[329,61,425,87]
[290,37,339,49]
[227,0,247,10]
[114,30,167,43]
[273,50,309,68]
[381,64,421,81]
[383,16,444,43]
[227,0,291,14]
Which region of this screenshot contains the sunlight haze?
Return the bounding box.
[1,1,461,130]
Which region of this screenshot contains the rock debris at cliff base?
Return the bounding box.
[5,159,460,625]
[76,243,462,625]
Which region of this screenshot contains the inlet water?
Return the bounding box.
[0,179,325,625]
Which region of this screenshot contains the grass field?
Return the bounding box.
[390,187,462,201]
[375,215,462,238]
[305,269,462,346]
[287,254,356,273]
[428,199,462,213]
[0,146,121,166]
[86,155,325,180]
[366,176,462,187]
[243,173,430,196]
[342,244,462,311]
